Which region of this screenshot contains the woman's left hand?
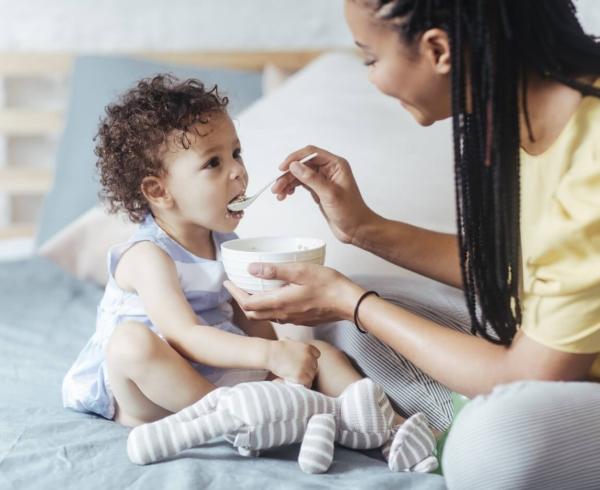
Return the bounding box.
[224,262,365,326]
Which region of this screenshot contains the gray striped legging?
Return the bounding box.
[314,274,600,489]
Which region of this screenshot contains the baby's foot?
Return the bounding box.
[386,413,438,472]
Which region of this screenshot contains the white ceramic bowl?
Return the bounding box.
[221,236,326,293]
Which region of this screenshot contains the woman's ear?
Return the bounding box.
[141,175,172,209]
[420,28,451,75]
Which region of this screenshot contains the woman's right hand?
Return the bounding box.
[266,338,321,387]
[272,145,377,245]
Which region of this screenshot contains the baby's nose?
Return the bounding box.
[231,165,247,181]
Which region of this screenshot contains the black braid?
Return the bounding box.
[370,0,600,345]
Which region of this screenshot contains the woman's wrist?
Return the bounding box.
[335,277,367,322]
[350,209,385,250]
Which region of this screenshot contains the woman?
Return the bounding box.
[225,1,600,487]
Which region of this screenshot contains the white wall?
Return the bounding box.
[0,0,352,51]
[0,0,597,52]
[578,0,600,34]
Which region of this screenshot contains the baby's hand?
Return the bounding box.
[267,339,321,388]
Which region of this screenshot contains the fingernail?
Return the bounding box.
[248,263,261,275]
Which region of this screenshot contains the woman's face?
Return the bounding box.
[344,0,452,126]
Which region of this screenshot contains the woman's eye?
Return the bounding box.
[364,59,377,67]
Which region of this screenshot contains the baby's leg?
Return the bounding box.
[309,339,406,422]
[106,321,215,427]
[308,339,364,396]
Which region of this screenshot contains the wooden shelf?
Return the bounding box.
[0,50,332,76]
[0,109,63,136]
[0,53,72,76]
[144,50,325,71]
[0,166,53,194]
[0,223,36,239]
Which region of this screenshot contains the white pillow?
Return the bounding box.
[236,52,455,278]
[261,63,295,94]
[38,206,136,286]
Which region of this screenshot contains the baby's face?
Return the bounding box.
[161,112,248,233]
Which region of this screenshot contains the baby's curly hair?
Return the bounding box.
[95,74,229,223]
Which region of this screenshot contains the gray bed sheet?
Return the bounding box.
[0,257,446,490]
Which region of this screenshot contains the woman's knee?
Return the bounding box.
[442,381,600,490]
[442,391,504,488]
[106,322,162,373]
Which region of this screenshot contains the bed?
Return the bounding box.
[0,50,454,489]
[0,256,447,489]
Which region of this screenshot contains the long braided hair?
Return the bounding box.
[367,0,600,345]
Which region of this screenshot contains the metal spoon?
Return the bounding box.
[227,152,318,212]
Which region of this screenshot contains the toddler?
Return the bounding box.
[61,74,435,470]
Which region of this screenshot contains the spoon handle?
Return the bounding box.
[272,151,319,186]
[298,151,319,165]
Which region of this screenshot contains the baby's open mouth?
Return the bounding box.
[229,193,246,204]
[226,192,246,220]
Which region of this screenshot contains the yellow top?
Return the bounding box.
[520,79,600,380]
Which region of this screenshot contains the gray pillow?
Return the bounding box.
[36,55,262,246]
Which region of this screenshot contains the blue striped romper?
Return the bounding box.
[62,214,268,419]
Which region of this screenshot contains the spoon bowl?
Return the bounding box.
[227,152,318,212]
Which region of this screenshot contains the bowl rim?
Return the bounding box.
[221,236,326,256]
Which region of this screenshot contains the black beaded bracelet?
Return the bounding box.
[353,290,380,334]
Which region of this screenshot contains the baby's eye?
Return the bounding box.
[233,148,243,160]
[364,59,377,67]
[206,157,220,169]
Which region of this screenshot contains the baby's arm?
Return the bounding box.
[116,241,318,383]
[231,292,322,387]
[231,299,277,340]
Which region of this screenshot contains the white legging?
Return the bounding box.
[443,380,600,489]
[315,274,600,489]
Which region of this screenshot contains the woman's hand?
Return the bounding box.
[266,338,321,387]
[224,262,365,326]
[272,145,377,245]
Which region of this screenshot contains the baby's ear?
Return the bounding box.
[141,176,171,207]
